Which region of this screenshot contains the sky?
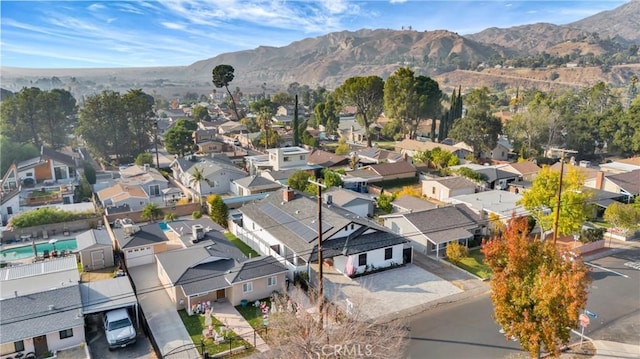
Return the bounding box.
[0,0,629,69]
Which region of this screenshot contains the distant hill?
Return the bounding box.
[1,1,638,99]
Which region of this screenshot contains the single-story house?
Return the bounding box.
[110,221,168,268]
[0,256,79,300]
[391,195,438,213]
[594,169,640,203]
[446,190,528,223]
[499,161,541,181]
[597,157,640,175]
[382,204,484,257]
[97,183,150,212]
[233,188,409,279]
[362,161,416,182]
[449,163,519,190]
[259,168,302,185]
[353,148,404,165]
[156,234,286,312]
[75,229,115,271]
[0,285,85,359]
[231,175,282,196]
[171,155,247,198]
[307,149,350,169]
[422,176,477,201]
[323,188,376,218]
[395,139,471,160]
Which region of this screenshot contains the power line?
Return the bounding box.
[1,193,608,325]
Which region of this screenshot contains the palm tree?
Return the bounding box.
[141,203,162,222]
[189,166,210,203]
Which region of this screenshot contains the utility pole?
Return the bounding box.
[551,148,578,244]
[308,178,326,320]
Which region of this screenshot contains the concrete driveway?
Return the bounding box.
[319,263,463,322]
[85,313,156,359]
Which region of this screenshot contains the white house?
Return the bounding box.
[422,176,477,201]
[119,164,170,206]
[96,183,150,212]
[245,146,320,175]
[171,155,247,198]
[323,188,376,218]
[232,188,409,279]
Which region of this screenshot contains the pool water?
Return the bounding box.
[159,222,169,231]
[0,238,77,261]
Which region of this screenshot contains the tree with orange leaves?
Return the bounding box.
[482,217,591,358]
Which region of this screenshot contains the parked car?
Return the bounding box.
[103,309,137,350]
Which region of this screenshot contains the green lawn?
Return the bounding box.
[235,298,271,331]
[178,309,253,356]
[452,248,492,280]
[224,233,260,258]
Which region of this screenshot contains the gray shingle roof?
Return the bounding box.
[309,230,407,262]
[606,169,640,195]
[425,176,477,190]
[391,195,438,213]
[226,256,287,284]
[234,175,281,190]
[0,285,83,344]
[75,229,112,251]
[113,222,168,249]
[395,205,482,244]
[324,188,374,207]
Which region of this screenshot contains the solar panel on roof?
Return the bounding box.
[261,203,333,243]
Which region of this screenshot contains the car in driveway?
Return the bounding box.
[104,309,137,350]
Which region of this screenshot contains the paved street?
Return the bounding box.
[407,245,640,359]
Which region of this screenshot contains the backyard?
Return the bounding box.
[225,232,260,258]
[178,309,253,357]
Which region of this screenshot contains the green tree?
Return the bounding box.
[123,89,155,156]
[208,194,228,228]
[381,119,404,141]
[141,203,163,222]
[448,96,502,160]
[322,169,343,188]
[78,90,129,164]
[505,102,556,158]
[604,202,640,234]
[519,166,589,237]
[0,135,39,176]
[82,161,97,185]
[384,68,442,139]
[212,64,241,121]
[376,192,395,214]
[271,92,292,107]
[189,166,210,203]
[335,76,385,148]
[135,152,154,166]
[287,170,312,192]
[164,119,197,156]
[192,105,211,122]
[482,217,590,358]
[334,138,350,155]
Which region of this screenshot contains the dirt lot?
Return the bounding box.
[81,266,119,282]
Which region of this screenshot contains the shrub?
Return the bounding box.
[9,208,94,228]
[446,242,469,263]
[192,211,203,219]
[164,213,177,221]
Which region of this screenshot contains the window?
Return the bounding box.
[283,156,290,162]
[15,340,25,352]
[243,282,253,293]
[385,247,393,260]
[432,186,436,194]
[358,253,367,266]
[350,224,354,230]
[7,207,12,215]
[149,184,160,196]
[60,329,73,339]
[267,276,277,287]
[300,155,305,160]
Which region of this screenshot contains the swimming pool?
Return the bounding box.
[0,238,77,262]
[159,222,170,231]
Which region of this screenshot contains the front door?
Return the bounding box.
[216,289,226,300]
[91,250,105,269]
[33,335,48,358]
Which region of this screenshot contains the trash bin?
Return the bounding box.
[241,299,248,307]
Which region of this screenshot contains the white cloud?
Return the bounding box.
[106,18,117,24]
[161,22,186,30]
[87,3,106,11]
[115,3,145,15]
[389,0,407,4]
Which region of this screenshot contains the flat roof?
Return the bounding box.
[80,276,137,314]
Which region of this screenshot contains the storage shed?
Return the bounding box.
[76,229,115,271]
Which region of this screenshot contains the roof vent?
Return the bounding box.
[48,304,55,311]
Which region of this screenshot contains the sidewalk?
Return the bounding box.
[592,340,640,358]
[214,301,270,353]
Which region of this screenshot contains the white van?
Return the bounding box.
[103,308,137,349]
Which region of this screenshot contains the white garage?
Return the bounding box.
[124,246,155,267]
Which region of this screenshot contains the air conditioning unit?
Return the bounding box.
[192,224,205,242]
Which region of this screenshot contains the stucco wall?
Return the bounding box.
[228,273,286,306]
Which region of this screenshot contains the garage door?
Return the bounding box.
[126,246,154,267]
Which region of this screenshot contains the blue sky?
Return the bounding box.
[0,0,628,69]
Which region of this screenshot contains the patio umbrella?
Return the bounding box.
[32,240,38,257]
[48,238,58,251]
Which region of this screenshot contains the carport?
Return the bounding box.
[80,276,139,328]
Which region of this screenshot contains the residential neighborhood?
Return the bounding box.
[2,21,640,357]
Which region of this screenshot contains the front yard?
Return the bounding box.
[450,248,492,280]
[178,309,253,357]
[235,298,271,331]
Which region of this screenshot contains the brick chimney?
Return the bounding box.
[283,187,295,202]
[595,171,604,190]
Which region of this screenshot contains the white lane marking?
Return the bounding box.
[586,262,629,278]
